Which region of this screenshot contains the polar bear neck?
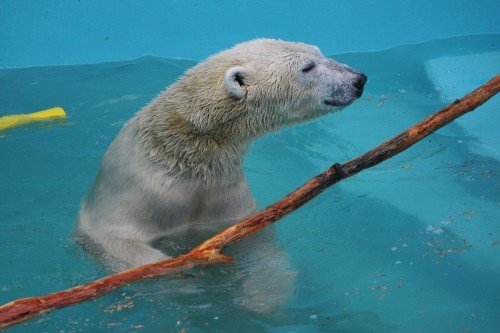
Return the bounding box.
[134,102,251,184]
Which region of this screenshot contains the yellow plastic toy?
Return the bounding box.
[0,107,67,131]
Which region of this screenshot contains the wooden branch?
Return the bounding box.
[1,74,499,329]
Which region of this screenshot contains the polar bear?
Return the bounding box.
[76,39,366,308]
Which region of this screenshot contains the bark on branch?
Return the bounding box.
[1,74,499,329]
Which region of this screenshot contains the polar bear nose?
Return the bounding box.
[353,73,367,97]
[355,73,367,90]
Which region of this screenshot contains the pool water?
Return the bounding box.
[1,34,499,332]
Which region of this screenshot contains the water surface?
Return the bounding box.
[1,34,499,332]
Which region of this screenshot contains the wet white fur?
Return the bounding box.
[76,39,365,304]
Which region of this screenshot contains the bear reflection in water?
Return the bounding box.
[75,39,366,312]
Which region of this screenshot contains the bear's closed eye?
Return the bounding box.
[302,62,316,73]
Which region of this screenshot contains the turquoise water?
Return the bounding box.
[3,0,499,68]
[1,34,499,332]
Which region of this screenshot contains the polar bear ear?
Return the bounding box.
[224,66,247,98]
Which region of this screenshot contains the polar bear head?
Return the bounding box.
[165,39,366,137]
[138,39,366,179]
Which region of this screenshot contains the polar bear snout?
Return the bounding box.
[353,73,368,97]
[323,71,367,108]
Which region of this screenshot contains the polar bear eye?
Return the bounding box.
[301,62,316,73]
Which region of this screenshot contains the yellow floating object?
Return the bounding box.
[0,107,66,131]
